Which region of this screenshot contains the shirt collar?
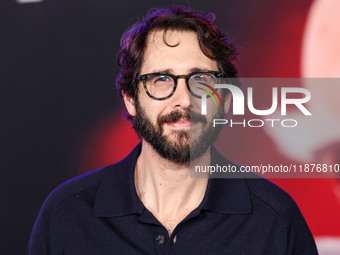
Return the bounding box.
[93,143,252,217]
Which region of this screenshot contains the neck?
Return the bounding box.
[134,140,210,235]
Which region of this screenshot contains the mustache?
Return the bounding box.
[157,109,206,125]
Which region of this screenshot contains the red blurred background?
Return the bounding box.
[1,0,339,254]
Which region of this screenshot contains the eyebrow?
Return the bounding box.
[149,67,214,74]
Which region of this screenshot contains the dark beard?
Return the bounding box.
[130,99,224,164]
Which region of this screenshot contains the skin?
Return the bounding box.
[123,30,231,236]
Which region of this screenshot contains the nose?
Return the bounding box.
[171,78,191,109]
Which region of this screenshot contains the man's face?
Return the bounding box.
[124,30,230,164]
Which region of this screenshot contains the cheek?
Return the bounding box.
[190,96,202,113]
[205,98,220,115]
[138,94,165,123]
[205,100,225,123]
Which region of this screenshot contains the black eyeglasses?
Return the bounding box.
[138,71,225,100]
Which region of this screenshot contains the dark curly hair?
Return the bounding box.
[116,6,239,100]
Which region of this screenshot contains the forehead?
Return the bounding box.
[140,29,218,74]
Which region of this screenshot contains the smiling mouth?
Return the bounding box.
[165,119,199,128]
[159,110,205,129]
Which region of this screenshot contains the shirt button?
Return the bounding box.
[155,235,166,245]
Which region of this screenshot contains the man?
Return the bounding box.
[28,6,318,254]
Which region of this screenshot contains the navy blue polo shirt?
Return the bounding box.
[27,144,318,254]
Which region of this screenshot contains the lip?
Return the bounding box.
[165,120,195,128]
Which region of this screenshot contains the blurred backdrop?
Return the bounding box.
[1,0,339,254]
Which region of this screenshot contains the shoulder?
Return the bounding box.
[244,178,318,253]
[27,158,135,254]
[41,144,141,214]
[211,147,303,218]
[40,163,118,216]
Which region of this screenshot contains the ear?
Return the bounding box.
[122,93,137,117]
[224,92,232,113]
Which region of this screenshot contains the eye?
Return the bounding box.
[154,75,170,83]
[191,73,216,84]
[147,74,172,85]
[191,75,206,81]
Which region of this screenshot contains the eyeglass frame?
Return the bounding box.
[137,70,225,100]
